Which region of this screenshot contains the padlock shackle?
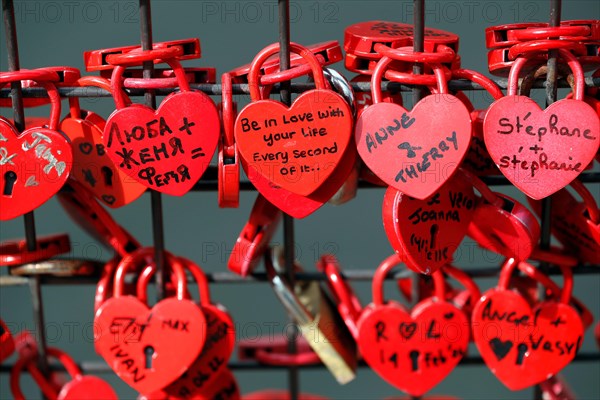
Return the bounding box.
[317,255,363,324]
[111,55,190,109]
[72,76,130,118]
[508,40,586,61]
[508,48,585,100]
[105,46,184,67]
[374,44,457,64]
[451,69,504,100]
[114,247,187,300]
[530,248,579,268]
[0,69,59,84]
[372,254,445,306]
[569,179,600,223]
[10,353,59,400]
[247,42,326,102]
[510,25,591,41]
[458,167,504,208]
[371,55,447,104]
[95,258,119,314]
[443,264,481,307]
[10,347,82,400]
[384,66,451,89]
[517,260,573,305]
[0,79,61,131]
[221,72,235,150]
[498,257,572,304]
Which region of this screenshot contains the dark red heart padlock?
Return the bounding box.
[103,53,220,196]
[463,168,541,261]
[472,258,583,390]
[135,257,235,399]
[0,318,14,363]
[357,254,469,396]
[94,247,206,393]
[595,321,600,349]
[228,194,282,276]
[0,73,73,220]
[530,179,599,264]
[484,48,599,199]
[355,51,472,199]
[60,76,147,207]
[316,255,363,340]
[235,42,353,197]
[58,179,141,258]
[383,172,476,274]
[11,346,117,400]
[539,374,577,400]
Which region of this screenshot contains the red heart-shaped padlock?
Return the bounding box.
[355,53,471,200]
[357,255,469,396]
[472,258,583,390]
[529,179,600,264]
[484,49,599,199]
[61,76,147,207]
[104,57,219,196]
[383,172,476,274]
[94,248,206,393]
[0,79,72,221]
[235,43,353,197]
[136,258,235,399]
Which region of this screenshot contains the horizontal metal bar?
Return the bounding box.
[55,169,600,195]
[2,264,598,286]
[1,352,598,374]
[1,77,599,98]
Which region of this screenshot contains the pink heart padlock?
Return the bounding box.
[355,51,472,200]
[484,48,600,199]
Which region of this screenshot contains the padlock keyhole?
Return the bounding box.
[101,167,114,187]
[144,346,155,369]
[3,171,17,196]
[516,343,528,365]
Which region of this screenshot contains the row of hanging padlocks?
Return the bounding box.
[0,19,599,399]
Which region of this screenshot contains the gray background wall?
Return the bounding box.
[1,1,599,399]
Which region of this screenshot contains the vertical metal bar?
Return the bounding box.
[2,0,50,381]
[412,0,425,104]
[278,1,298,399]
[411,3,425,400]
[410,0,425,315]
[138,0,166,301]
[535,2,561,399]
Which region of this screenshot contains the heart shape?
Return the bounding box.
[472,290,583,390]
[0,120,72,221]
[382,173,476,274]
[94,296,206,393]
[483,96,600,199]
[235,89,353,196]
[61,112,147,208]
[242,142,357,218]
[103,91,220,196]
[357,300,469,396]
[164,304,235,398]
[58,376,118,400]
[355,95,472,200]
